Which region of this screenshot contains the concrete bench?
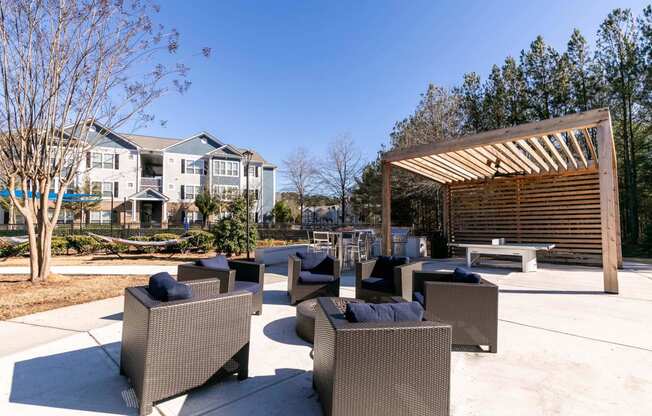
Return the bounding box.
[449,242,555,272]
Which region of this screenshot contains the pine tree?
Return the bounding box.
[520,36,559,119]
[501,56,529,126]
[566,29,599,112]
[482,65,507,129]
[458,72,485,132]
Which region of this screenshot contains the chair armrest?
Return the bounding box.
[355,259,376,292]
[177,263,235,293]
[228,260,265,285]
[394,261,424,300]
[423,278,498,314]
[288,255,301,292]
[412,270,454,295]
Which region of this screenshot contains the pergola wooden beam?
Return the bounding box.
[517,139,549,172]
[383,108,610,162]
[554,132,578,169]
[414,157,466,181]
[568,130,588,168]
[541,135,568,170]
[528,137,558,171]
[583,128,599,163]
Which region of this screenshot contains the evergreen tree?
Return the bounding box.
[595,8,642,243]
[482,65,507,129]
[457,72,485,132]
[566,29,599,111]
[520,36,559,119]
[502,56,529,126]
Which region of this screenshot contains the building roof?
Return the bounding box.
[237,148,276,167]
[121,133,181,151]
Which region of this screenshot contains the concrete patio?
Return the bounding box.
[1,259,651,415]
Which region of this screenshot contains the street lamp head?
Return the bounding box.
[242,149,254,162]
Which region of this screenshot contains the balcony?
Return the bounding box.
[140,176,162,192]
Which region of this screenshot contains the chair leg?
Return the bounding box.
[236,343,250,380]
[139,401,153,416]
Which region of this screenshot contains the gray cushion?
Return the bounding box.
[197,255,229,271]
[148,272,192,301]
[453,267,481,283]
[299,271,335,284]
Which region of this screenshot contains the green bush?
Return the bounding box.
[51,237,69,255]
[211,196,257,256]
[66,235,101,254]
[184,230,214,252]
[106,242,129,254]
[0,242,29,257]
[151,233,182,253]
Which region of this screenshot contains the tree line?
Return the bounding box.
[354,6,652,250]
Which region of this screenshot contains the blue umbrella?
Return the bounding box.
[0,189,101,203]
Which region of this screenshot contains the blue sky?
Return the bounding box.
[138,0,649,176]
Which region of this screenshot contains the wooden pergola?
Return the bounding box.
[381,108,621,293]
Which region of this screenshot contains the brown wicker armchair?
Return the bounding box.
[177,260,264,315]
[413,270,498,353]
[287,254,341,305]
[120,279,252,416]
[355,258,423,302]
[313,297,452,416]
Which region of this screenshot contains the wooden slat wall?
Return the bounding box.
[449,169,602,266]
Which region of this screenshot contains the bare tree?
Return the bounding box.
[320,135,363,224]
[282,147,317,224]
[0,0,206,281]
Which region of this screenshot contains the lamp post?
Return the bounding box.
[243,150,253,260]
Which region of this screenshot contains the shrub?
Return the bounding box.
[51,237,69,255]
[66,235,101,254]
[106,242,129,254]
[0,242,29,257]
[184,230,214,252]
[151,233,182,253]
[211,196,257,256]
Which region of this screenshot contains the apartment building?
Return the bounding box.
[0,122,276,226]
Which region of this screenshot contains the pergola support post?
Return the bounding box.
[382,161,392,256]
[597,117,619,294]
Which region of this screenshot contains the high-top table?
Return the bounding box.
[449,242,555,272]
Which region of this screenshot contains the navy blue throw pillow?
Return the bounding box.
[296,251,327,271]
[345,301,424,323]
[310,255,334,275]
[148,272,193,301]
[371,256,410,280]
[453,267,481,284]
[197,255,229,271]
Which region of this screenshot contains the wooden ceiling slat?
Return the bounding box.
[483,145,520,173]
[439,153,488,178]
[493,143,532,173]
[470,147,512,174]
[568,130,588,168]
[541,135,568,170]
[413,157,467,181]
[583,128,598,163]
[517,139,550,172]
[392,160,450,183]
[528,137,558,170]
[505,142,541,173]
[452,150,496,175]
[554,132,578,169]
[429,154,480,180]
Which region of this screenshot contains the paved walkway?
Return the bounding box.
[0,260,651,415]
[0,264,178,275]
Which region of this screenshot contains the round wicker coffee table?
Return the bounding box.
[295,297,364,343]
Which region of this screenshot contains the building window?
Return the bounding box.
[186,211,203,224]
[91,181,114,198]
[91,152,115,169]
[247,165,259,178]
[50,209,74,224]
[185,159,204,175]
[89,210,111,224]
[213,185,239,200]
[184,185,201,200]
[213,160,239,177]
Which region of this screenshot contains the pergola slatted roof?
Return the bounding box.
[382,108,607,184]
[380,108,621,294]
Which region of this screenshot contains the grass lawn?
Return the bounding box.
[0,274,149,320]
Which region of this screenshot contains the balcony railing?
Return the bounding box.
[140,176,162,192]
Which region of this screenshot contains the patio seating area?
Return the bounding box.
[0,259,651,415]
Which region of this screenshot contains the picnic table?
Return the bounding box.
[449,242,555,272]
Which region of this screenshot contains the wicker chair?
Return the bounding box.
[355,258,423,302]
[177,260,264,315]
[120,279,252,415]
[313,297,452,416]
[287,254,341,305]
[413,271,498,353]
